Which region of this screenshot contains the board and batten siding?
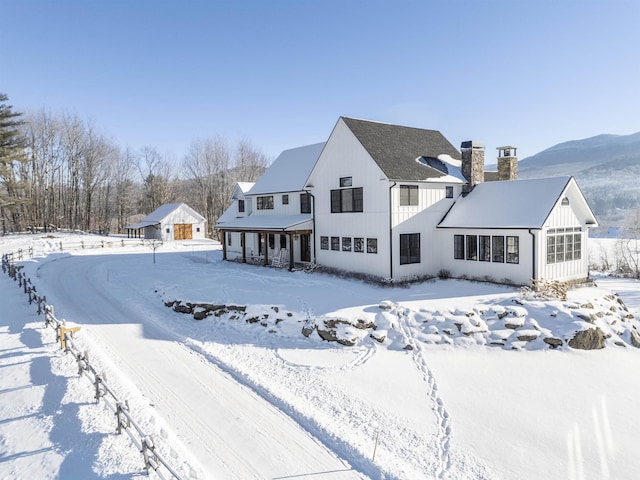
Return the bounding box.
[391,183,462,279]
[249,191,306,217]
[307,119,391,278]
[539,197,590,282]
[437,228,534,285]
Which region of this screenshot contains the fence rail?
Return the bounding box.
[1,251,185,480]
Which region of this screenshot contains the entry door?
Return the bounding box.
[174,224,192,240]
[300,234,310,262]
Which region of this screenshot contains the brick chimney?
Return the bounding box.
[461,141,485,187]
[497,146,518,181]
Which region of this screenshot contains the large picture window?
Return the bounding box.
[400,233,420,264]
[454,235,464,259]
[492,236,504,263]
[300,192,311,214]
[331,187,363,213]
[399,185,419,206]
[547,227,582,264]
[479,235,491,262]
[506,236,519,264]
[256,196,274,210]
[466,235,478,261]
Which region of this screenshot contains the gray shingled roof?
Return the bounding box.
[341,117,461,181]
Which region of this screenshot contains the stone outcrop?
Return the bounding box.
[568,328,605,350]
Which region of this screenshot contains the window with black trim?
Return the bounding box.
[282,194,289,205]
[446,186,454,198]
[166,228,170,233]
[547,228,582,264]
[479,235,491,262]
[399,185,419,206]
[466,235,478,261]
[454,235,464,259]
[227,234,232,246]
[331,187,363,213]
[320,236,329,250]
[340,177,352,187]
[400,233,420,264]
[354,237,364,252]
[331,236,340,251]
[367,238,378,254]
[506,236,519,264]
[280,235,287,249]
[257,196,274,210]
[238,199,245,213]
[300,192,311,213]
[492,236,504,262]
[268,233,275,250]
[342,237,351,251]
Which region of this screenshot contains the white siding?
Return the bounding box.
[437,228,534,285]
[248,191,308,217]
[307,119,391,278]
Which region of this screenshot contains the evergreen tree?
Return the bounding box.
[0,93,27,233]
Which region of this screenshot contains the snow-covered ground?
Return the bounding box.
[1,233,640,480]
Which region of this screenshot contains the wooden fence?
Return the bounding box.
[1,252,185,480]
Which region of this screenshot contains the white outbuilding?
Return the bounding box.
[126,203,206,241]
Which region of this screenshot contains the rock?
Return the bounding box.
[164,300,176,307]
[517,334,539,342]
[378,300,394,310]
[301,326,314,337]
[370,331,386,343]
[354,319,376,330]
[193,310,209,320]
[316,328,338,342]
[630,329,640,348]
[568,328,605,350]
[173,303,192,314]
[403,344,414,350]
[543,337,563,349]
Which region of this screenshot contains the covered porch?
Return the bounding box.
[217,215,313,271]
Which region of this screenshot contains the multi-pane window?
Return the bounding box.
[454,235,465,259]
[300,193,311,213]
[342,237,352,251]
[331,236,340,251]
[479,235,491,262]
[340,177,352,187]
[238,199,245,213]
[256,196,274,210]
[547,228,582,264]
[466,235,478,261]
[282,194,289,205]
[354,237,364,252]
[320,236,329,250]
[492,236,505,262]
[506,236,519,264]
[399,185,419,206]
[400,233,420,264]
[446,186,454,198]
[331,187,363,213]
[367,238,378,254]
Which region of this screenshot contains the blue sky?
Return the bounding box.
[2,0,639,162]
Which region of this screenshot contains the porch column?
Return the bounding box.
[288,233,294,271]
[241,232,246,263]
[222,230,227,260]
[264,235,269,266]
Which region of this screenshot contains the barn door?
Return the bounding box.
[174,224,192,240]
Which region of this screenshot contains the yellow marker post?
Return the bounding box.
[60,326,81,350]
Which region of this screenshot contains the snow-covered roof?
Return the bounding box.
[216,214,312,232]
[236,182,255,195]
[438,176,595,229]
[126,203,205,229]
[248,143,325,195]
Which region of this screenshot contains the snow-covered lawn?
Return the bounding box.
[1,233,639,479]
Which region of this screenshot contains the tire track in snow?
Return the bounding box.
[396,305,453,479]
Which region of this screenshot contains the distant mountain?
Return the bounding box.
[514,131,640,232]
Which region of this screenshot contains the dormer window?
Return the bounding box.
[238,199,245,213]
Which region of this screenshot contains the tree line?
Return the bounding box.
[0,93,267,237]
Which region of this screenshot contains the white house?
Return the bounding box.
[216,143,325,268]
[216,117,598,285]
[126,203,206,241]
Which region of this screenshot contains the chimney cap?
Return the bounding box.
[461,140,485,150]
[496,145,517,150]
